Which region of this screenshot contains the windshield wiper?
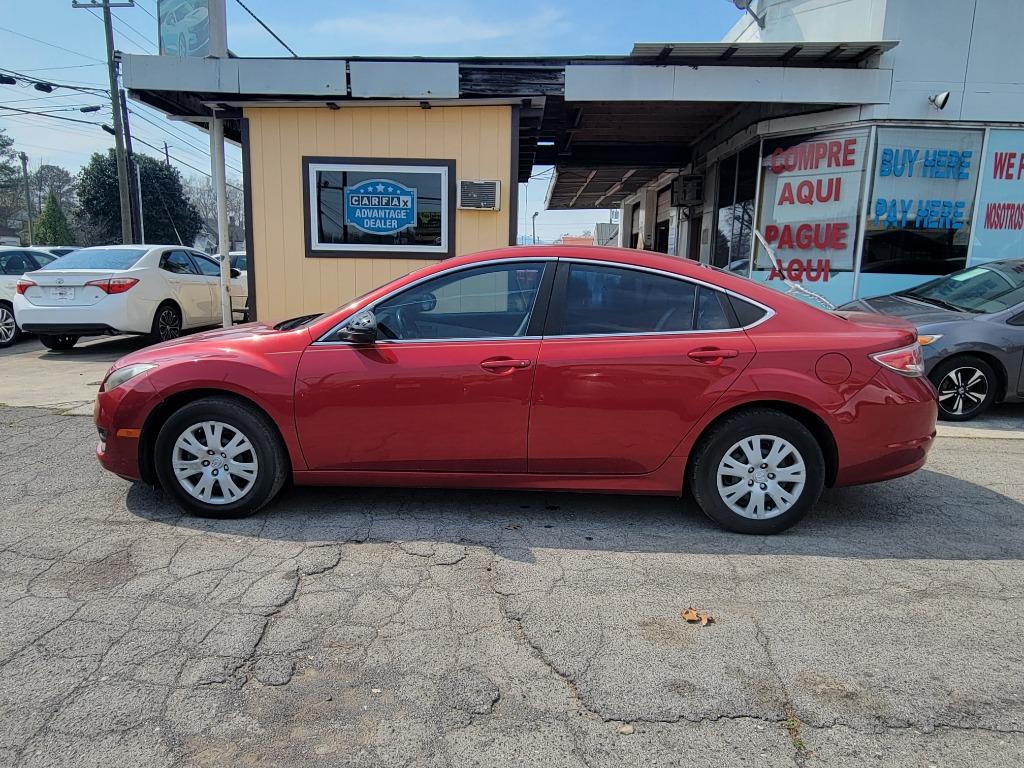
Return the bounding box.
[900,294,967,312]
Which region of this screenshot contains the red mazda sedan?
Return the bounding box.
[94,246,937,534]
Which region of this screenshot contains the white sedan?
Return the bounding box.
[14,245,240,351]
[0,246,58,348]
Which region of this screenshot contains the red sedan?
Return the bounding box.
[94,246,937,534]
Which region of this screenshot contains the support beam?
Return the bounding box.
[209,116,232,328]
[534,144,691,167]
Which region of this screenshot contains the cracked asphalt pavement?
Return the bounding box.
[1,396,1023,767]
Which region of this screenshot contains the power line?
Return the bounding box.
[128,107,243,174]
[232,0,298,57]
[86,7,157,54]
[112,8,158,47]
[0,67,109,95]
[0,104,106,126]
[133,135,243,191]
[0,25,105,63]
[19,64,108,72]
[134,0,158,22]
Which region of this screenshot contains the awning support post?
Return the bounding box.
[209,114,232,328]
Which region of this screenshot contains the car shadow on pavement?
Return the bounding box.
[125,467,1024,562]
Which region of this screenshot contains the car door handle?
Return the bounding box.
[480,358,532,371]
[688,348,739,365]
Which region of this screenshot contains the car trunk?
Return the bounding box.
[22,269,126,307]
[831,310,918,349]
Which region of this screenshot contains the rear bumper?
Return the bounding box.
[14,293,156,336]
[21,322,121,336]
[832,369,938,487]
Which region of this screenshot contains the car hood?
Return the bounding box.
[841,294,972,325]
[109,322,302,370]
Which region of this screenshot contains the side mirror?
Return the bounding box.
[336,309,378,344]
[230,267,241,278]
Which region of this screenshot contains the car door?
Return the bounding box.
[187,252,224,323]
[158,250,212,327]
[527,261,758,475]
[0,251,40,301]
[294,260,554,472]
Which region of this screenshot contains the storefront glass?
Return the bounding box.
[752,127,870,305]
[714,144,758,272]
[970,128,1024,265]
[859,127,983,298]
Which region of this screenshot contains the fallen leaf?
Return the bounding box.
[681,608,699,622]
[617,724,635,735]
[699,612,714,626]
[682,608,714,625]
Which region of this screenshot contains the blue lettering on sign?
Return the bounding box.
[344,179,417,236]
[873,198,966,229]
[877,147,972,180]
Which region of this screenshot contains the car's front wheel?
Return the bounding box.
[689,409,825,534]
[153,396,289,518]
[0,302,20,349]
[930,355,997,421]
[39,334,79,351]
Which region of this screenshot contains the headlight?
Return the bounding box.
[917,334,944,346]
[102,363,157,391]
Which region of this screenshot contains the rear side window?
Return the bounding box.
[161,251,198,275]
[727,294,769,327]
[557,264,697,335]
[696,287,732,330]
[38,248,146,270]
[0,252,33,275]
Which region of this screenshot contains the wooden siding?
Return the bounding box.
[245,105,513,320]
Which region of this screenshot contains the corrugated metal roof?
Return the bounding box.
[630,40,897,65]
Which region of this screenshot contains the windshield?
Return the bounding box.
[39,248,146,271]
[900,263,1024,314]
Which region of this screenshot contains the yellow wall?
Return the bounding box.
[244,105,513,320]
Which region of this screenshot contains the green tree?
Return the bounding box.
[77,150,202,246]
[34,192,75,245]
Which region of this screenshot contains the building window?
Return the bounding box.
[714,144,759,272]
[303,158,454,258]
[863,127,983,276]
[754,128,869,285]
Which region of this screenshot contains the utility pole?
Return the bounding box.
[163,142,170,166]
[120,89,144,242]
[18,152,33,245]
[74,0,135,244]
[532,211,538,245]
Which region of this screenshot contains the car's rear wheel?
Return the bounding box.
[39,334,79,351]
[689,409,825,534]
[154,397,288,518]
[0,302,20,348]
[930,355,997,421]
[152,302,182,342]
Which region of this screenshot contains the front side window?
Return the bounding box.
[374,262,545,341]
[191,254,221,277]
[557,264,699,335]
[161,251,198,275]
[0,252,33,275]
[305,158,452,258]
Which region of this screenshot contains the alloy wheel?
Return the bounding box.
[172,420,259,505]
[158,307,181,340]
[715,434,806,520]
[937,366,988,417]
[0,306,15,345]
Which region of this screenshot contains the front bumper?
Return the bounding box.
[94,374,161,481]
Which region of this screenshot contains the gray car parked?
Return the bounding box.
[841,259,1024,421]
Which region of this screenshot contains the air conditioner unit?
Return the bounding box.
[458,179,501,210]
[671,175,704,207]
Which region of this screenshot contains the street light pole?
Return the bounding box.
[74,0,135,244]
[532,211,538,245]
[18,152,33,245]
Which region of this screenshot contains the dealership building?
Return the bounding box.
[126,0,1024,319]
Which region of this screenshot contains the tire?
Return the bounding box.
[151,302,182,343]
[153,396,289,518]
[689,408,825,535]
[929,355,997,422]
[39,334,79,351]
[0,302,20,349]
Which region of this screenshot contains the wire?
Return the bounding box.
[85,7,156,55]
[0,25,105,63]
[19,64,108,73]
[232,0,298,57]
[134,0,158,22]
[112,7,157,45]
[0,105,105,126]
[0,67,109,95]
[129,108,243,174]
[133,135,243,191]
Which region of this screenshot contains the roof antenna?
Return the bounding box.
[753,228,835,310]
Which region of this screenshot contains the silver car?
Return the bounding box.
[841,259,1024,421]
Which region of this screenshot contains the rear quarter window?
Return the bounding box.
[728,294,769,327]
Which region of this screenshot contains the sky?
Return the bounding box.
[1,0,742,241]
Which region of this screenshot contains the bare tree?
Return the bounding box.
[183,175,245,248]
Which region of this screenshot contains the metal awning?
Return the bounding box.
[546,167,665,210]
[630,40,898,66]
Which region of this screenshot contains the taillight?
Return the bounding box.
[871,343,925,377]
[15,279,36,295]
[86,277,139,294]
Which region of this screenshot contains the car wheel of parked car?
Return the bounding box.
[930,355,997,422]
[154,396,289,518]
[39,334,79,351]
[0,302,20,348]
[689,409,825,534]
[152,302,182,342]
